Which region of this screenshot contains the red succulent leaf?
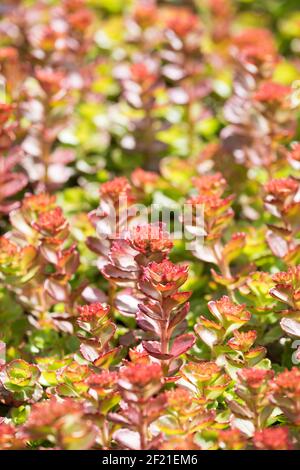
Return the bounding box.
[170,333,195,357]
[142,341,173,360]
[113,429,141,450]
[280,317,300,337]
[45,279,71,302]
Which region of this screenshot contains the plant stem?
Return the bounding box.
[108,283,116,317]
[160,319,170,376]
[212,242,236,301]
[139,406,148,450]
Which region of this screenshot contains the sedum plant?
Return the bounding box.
[0,193,79,328]
[109,363,166,450]
[1,0,300,453]
[137,259,194,375]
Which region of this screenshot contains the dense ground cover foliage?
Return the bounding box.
[2,0,300,451]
